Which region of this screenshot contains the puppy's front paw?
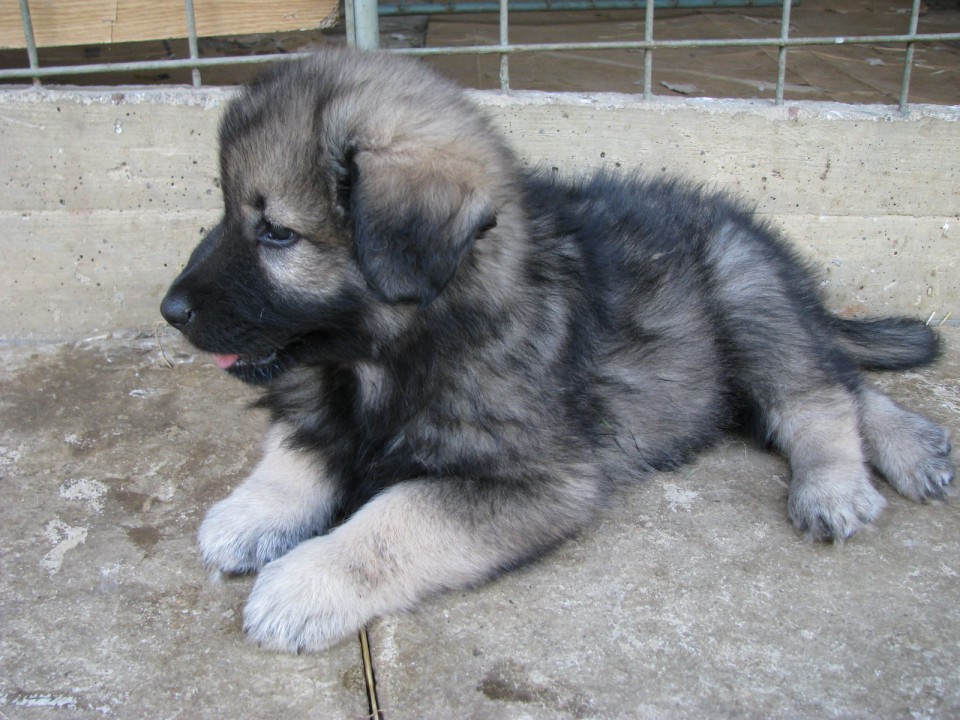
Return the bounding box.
[198,493,317,575]
[242,537,371,653]
[198,423,339,575]
[787,465,887,541]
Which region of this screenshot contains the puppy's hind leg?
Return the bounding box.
[857,385,954,502]
[767,387,887,541]
[242,470,602,652]
[704,220,884,540]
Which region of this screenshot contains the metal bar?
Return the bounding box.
[0,54,313,81]
[499,0,509,91]
[898,0,922,115]
[379,0,790,13]
[17,0,40,86]
[345,0,357,48]
[393,32,960,53]
[2,32,959,82]
[184,0,202,87]
[352,0,381,50]
[775,0,791,105]
[642,0,653,99]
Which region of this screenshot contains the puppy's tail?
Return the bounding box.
[831,316,941,371]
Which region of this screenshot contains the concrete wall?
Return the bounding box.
[1,87,957,341]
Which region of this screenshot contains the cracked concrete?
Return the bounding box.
[1,328,957,718]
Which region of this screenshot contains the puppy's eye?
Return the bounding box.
[257,222,299,248]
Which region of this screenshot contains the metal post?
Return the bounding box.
[775,0,791,105]
[18,0,41,86]
[185,0,202,87]
[499,0,509,92]
[345,0,356,48]
[351,0,381,50]
[899,0,921,116]
[642,0,654,99]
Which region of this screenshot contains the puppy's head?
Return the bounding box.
[161,48,509,384]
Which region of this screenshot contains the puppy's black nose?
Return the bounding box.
[160,291,194,328]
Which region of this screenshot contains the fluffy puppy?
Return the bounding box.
[161,47,954,652]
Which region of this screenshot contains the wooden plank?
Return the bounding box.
[0,0,338,49]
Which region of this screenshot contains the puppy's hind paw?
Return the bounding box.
[898,453,955,503]
[787,469,887,542]
[872,416,954,503]
[860,389,955,502]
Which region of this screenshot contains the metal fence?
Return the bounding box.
[3,0,960,115]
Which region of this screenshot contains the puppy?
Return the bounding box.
[161,47,954,652]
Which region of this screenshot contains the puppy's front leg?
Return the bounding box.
[198,423,340,574]
[243,473,599,652]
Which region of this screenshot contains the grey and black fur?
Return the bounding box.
[161,47,954,652]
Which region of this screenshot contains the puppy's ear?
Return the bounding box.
[347,148,496,306]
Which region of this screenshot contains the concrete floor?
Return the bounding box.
[1,327,958,718]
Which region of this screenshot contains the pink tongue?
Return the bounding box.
[212,353,241,370]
